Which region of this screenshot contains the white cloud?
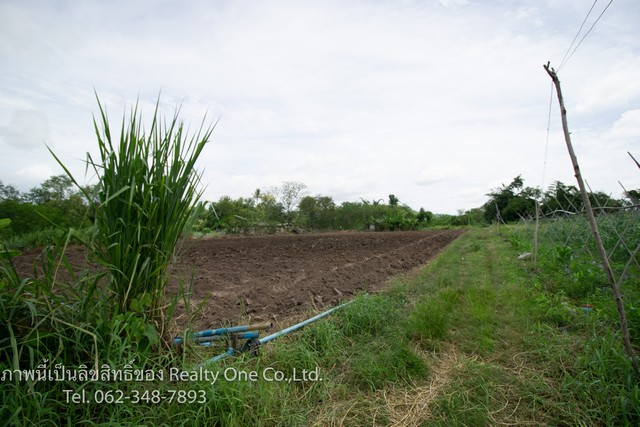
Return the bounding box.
[606,109,640,140]
[16,164,56,181]
[574,57,640,115]
[0,109,51,150]
[0,0,638,213]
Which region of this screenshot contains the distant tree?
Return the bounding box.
[297,195,336,229]
[272,181,308,224]
[205,196,255,232]
[625,189,640,205]
[463,207,486,225]
[334,201,378,230]
[540,180,625,214]
[0,200,49,235]
[0,175,89,235]
[256,192,285,225]
[25,175,75,205]
[388,194,399,207]
[416,207,433,224]
[589,191,625,210]
[484,175,539,223]
[540,181,582,214]
[0,180,21,201]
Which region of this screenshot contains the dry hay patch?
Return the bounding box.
[384,344,463,426]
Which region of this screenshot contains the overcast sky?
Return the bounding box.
[1,0,639,214]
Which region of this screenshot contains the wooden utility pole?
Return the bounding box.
[544,62,638,375]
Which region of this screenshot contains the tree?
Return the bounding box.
[25,175,75,205]
[388,194,399,207]
[204,196,256,232]
[540,181,624,215]
[416,208,433,224]
[484,175,539,223]
[0,180,21,201]
[272,181,308,224]
[540,181,582,214]
[256,192,285,225]
[625,189,640,205]
[298,195,336,229]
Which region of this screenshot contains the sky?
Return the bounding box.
[1,0,639,214]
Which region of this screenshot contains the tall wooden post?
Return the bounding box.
[544,62,638,375]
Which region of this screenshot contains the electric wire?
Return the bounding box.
[558,0,598,70]
[541,80,554,192]
[558,0,614,72]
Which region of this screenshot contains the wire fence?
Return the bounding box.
[514,203,640,292]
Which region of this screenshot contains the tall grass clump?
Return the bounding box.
[0,97,215,425]
[56,96,214,317]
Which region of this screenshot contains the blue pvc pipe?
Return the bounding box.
[258,301,353,345]
[197,331,259,342]
[210,347,234,362]
[174,330,260,345]
[198,301,353,367]
[193,322,272,338]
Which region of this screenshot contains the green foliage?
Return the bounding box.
[516,210,640,343]
[375,208,418,231]
[24,175,75,205]
[297,195,336,230]
[0,248,179,425]
[485,176,627,224]
[193,190,444,234]
[561,330,640,424]
[195,193,286,234]
[0,180,20,201]
[0,175,90,239]
[484,175,539,223]
[272,181,308,224]
[0,95,212,426]
[1,226,96,252]
[0,219,20,259]
[57,96,214,313]
[416,207,433,224]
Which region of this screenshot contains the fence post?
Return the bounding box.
[544,62,638,376]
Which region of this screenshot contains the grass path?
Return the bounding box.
[299,227,638,426]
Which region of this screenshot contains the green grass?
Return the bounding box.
[1,96,215,426]
[183,227,638,425]
[3,226,639,425]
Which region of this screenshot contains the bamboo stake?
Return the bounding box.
[629,152,640,170]
[533,200,540,266]
[544,62,638,376]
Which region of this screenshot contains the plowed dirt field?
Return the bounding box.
[12,230,464,329]
[169,229,464,329]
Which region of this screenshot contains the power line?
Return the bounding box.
[558,0,598,70]
[558,0,614,72]
[541,80,554,192]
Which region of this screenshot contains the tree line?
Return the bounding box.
[194,181,438,233]
[484,175,637,223]
[2,174,635,243]
[0,176,96,238]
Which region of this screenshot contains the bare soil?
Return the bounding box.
[169,229,464,329]
[11,230,464,330]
